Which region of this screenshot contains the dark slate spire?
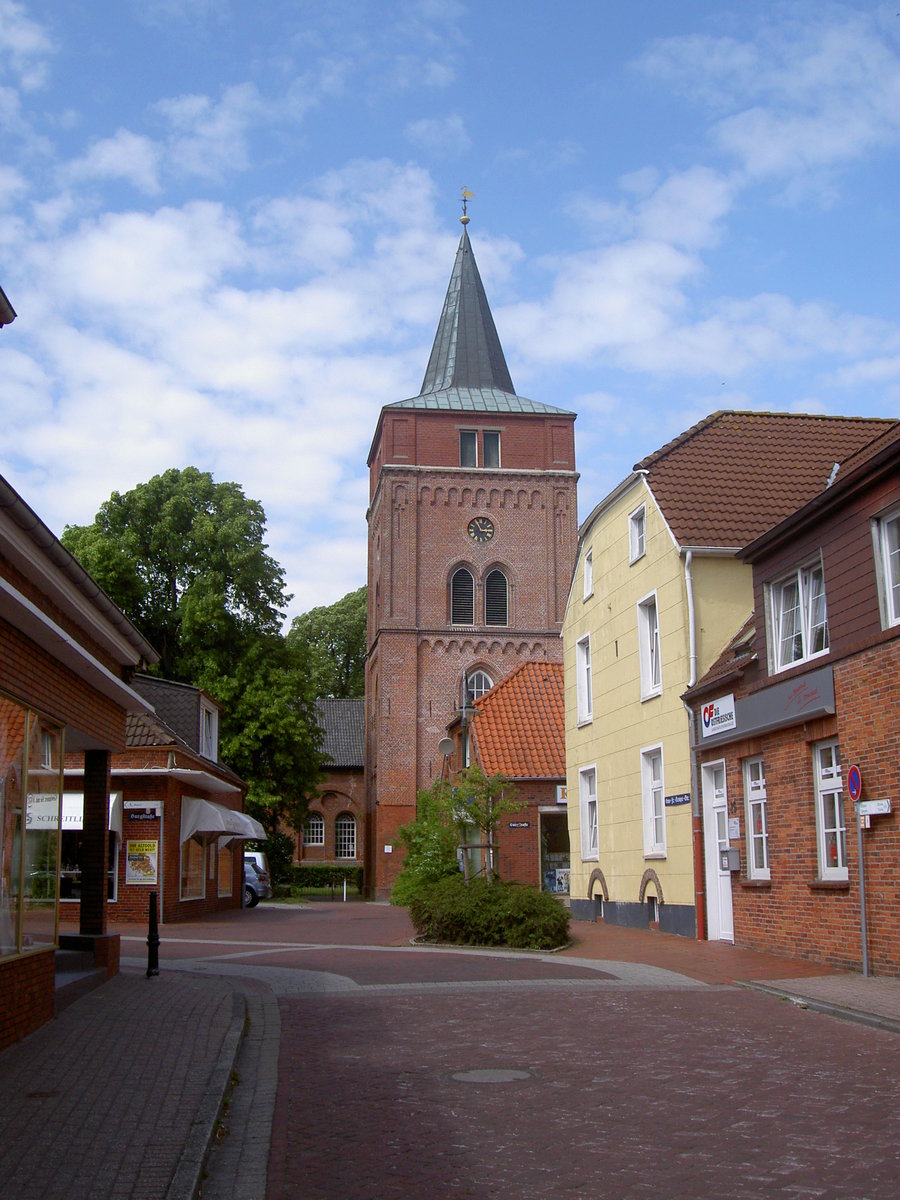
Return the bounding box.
[420,227,515,396]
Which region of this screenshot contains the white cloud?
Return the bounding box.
[0,164,26,206]
[0,0,54,90]
[405,113,471,155]
[155,83,265,179]
[63,130,162,194]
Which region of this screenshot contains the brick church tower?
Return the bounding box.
[365,219,578,897]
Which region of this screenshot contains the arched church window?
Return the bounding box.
[484,569,508,626]
[335,812,357,859]
[467,669,493,701]
[450,568,475,625]
[304,812,325,846]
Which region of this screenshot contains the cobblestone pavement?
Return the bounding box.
[4,903,900,1200]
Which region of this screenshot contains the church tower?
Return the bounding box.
[365,218,578,897]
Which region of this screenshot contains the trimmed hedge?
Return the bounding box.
[289,864,364,891]
[408,875,569,951]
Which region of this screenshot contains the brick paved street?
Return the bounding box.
[270,982,900,1200]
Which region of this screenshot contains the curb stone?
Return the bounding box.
[740,981,900,1036]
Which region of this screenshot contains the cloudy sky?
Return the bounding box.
[2,1,899,621]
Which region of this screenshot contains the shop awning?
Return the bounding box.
[179,797,264,844]
[25,792,123,835]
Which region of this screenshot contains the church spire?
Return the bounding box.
[419,224,516,397]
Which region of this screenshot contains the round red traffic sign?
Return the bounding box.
[847,764,862,802]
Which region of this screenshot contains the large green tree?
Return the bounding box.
[62,467,322,827]
[287,584,366,698]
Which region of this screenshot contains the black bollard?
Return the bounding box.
[146,890,160,977]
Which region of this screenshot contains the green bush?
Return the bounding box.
[249,831,294,884]
[289,864,364,891]
[390,785,460,906]
[408,876,569,951]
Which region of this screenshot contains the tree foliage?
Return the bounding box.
[62,467,323,825]
[287,584,366,699]
[390,781,461,906]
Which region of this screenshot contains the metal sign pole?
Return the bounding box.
[856,811,869,978]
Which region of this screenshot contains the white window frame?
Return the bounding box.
[583,547,593,600]
[743,756,769,880]
[335,812,357,859]
[814,739,846,881]
[629,505,646,563]
[466,669,493,701]
[768,560,829,672]
[637,591,662,700]
[482,430,501,469]
[575,634,593,725]
[304,812,325,846]
[200,701,218,761]
[641,745,666,857]
[873,505,900,629]
[579,765,598,861]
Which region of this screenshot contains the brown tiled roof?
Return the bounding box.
[635,411,896,548]
[471,661,564,780]
[684,614,757,701]
[126,710,179,748]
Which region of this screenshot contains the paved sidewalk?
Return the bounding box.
[2,906,899,1200]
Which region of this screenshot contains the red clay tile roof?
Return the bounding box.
[635,411,896,548]
[471,661,564,780]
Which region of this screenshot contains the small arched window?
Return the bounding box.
[304,812,325,846]
[467,669,494,701]
[484,569,508,626]
[335,812,357,859]
[451,568,475,625]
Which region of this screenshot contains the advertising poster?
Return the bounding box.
[126,840,159,885]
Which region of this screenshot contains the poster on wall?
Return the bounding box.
[126,840,159,885]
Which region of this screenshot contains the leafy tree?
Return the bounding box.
[287,585,366,698]
[62,466,288,681]
[447,765,523,883]
[390,781,460,906]
[62,467,323,824]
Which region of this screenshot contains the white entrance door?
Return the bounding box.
[702,761,733,942]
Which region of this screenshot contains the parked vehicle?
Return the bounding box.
[243,859,272,908]
[244,850,271,878]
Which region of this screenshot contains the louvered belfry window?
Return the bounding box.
[484,569,508,626]
[451,568,475,624]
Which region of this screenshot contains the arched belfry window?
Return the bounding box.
[467,669,493,701]
[451,568,475,625]
[484,569,508,626]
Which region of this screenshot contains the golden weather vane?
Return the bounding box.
[460,187,474,225]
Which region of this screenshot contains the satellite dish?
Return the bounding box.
[438,738,455,757]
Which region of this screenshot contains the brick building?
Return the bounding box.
[1,470,157,1050]
[59,675,258,925]
[365,222,578,897]
[297,698,365,870]
[448,660,569,892]
[686,421,900,972]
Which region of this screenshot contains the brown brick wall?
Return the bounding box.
[0,949,55,1052]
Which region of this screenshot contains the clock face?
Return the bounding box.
[468,516,495,543]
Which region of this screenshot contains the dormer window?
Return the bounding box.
[200,702,218,761]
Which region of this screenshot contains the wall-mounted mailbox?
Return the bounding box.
[720,847,741,872]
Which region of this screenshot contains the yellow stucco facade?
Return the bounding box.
[563,475,753,933]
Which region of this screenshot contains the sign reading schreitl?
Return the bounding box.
[702,693,736,738]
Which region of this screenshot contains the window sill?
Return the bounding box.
[643,851,666,861]
[640,690,662,704]
[808,878,850,892]
[739,878,771,890]
[576,718,593,728]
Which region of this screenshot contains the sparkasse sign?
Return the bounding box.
[702,693,736,738]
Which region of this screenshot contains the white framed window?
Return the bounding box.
[460,430,477,467]
[575,634,592,724]
[583,548,593,600]
[744,757,769,880]
[482,430,500,468]
[200,702,218,760]
[304,812,325,846]
[579,766,598,860]
[641,745,666,857]
[484,569,508,626]
[814,740,846,881]
[874,506,900,628]
[637,592,661,699]
[450,568,475,625]
[335,812,357,859]
[629,505,646,563]
[769,561,829,671]
[466,669,493,701]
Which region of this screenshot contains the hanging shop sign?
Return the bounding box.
[701,694,736,738]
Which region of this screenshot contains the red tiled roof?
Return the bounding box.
[471,661,565,780]
[635,411,896,548]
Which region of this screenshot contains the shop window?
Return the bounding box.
[335,813,356,859]
[304,812,325,846]
[180,836,205,899]
[218,843,234,897]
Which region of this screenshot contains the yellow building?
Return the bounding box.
[563,411,891,936]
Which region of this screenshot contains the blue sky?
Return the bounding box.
[2,1,899,620]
